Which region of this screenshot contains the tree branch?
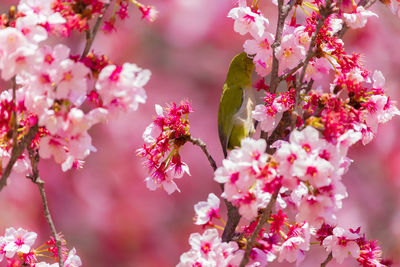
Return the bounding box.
[0,124,38,192]
[269,0,296,94]
[297,0,333,91]
[239,186,281,267]
[266,111,291,153]
[187,135,241,242]
[187,136,217,171]
[321,252,333,267]
[80,3,110,60]
[27,147,64,267]
[279,60,306,82]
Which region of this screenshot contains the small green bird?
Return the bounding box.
[218,52,256,158]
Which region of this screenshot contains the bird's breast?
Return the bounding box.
[233,88,255,134]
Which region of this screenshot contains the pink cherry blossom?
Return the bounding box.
[189,229,221,260]
[138,102,192,194]
[323,227,360,263]
[178,229,240,267]
[0,236,6,262]
[0,27,37,80]
[3,227,37,258]
[372,70,385,89]
[194,193,220,225]
[95,63,150,114]
[365,94,400,133]
[278,223,311,264]
[139,5,159,23]
[64,248,82,267]
[53,59,90,105]
[214,138,284,220]
[177,250,213,267]
[343,6,378,29]
[243,31,274,76]
[252,104,281,132]
[228,0,269,38]
[18,0,66,25]
[15,15,48,43]
[276,33,305,74]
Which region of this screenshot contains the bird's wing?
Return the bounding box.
[218,83,243,158]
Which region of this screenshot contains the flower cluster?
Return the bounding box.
[102,0,158,33]
[273,126,360,227]
[177,229,241,267]
[174,0,399,266]
[252,89,296,133]
[138,102,193,194]
[317,224,389,266]
[0,0,151,174]
[214,138,285,220]
[52,0,108,36]
[0,227,81,267]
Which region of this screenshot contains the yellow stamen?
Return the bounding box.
[324,54,339,74]
[300,6,312,17]
[303,2,320,12]
[213,224,225,231]
[218,217,227,226]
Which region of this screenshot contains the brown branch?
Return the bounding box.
[297,0,333,91]
[266,111,291,153]
[187,135,241,241]
[221,200,241,242]
[0,124,38,192]
[279,61,306,82]
[321,252,333,267]
[0,0,111,192]
[187,136,217,171]
[269,0,296,94]
[239,186,281,267]
[80,3,110,60]
[27,148,64,267]
[11,76,18,149]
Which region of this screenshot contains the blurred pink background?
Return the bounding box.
[1,0,400,266]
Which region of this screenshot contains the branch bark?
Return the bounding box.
[187,135,241,242]
[297,0,333,91]
[27,147,64,267]
[0,124,38,192]
[80,3,110,60]
[239,186,281,267]
[321,252,333,267]
[188,136,217,171]
[269,0,296,94]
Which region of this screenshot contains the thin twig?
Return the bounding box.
[239,186,281,267]
[266,111,291,153]
[297,0,333,91]
[187,135,241,241]
[11,76,18,149]
[269,0,296,94]
[321,252,333,267]
[279,60,306,82]
[80,4,110,60]
[0,124,38,191]
[27,147,64,267]
[187,136,217,171]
